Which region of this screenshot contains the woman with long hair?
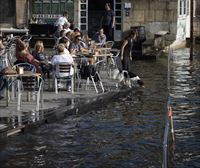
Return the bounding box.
[120,30,137,72]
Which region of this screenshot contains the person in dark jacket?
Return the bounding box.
[100,3,115,41]
[120,30,137,72]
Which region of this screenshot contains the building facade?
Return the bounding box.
[0,0,199,42]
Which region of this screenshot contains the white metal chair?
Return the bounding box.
[104,41,114,48]
[53,63,74,94]
[17,75,43,112]
[0,50,9,72]
[110,49,120,69]
[13,63,36,73]
[78,64,104,94]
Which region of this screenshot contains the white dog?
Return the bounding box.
[112,69,144,88]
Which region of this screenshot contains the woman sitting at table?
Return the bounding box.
[69,34,88,55]
[15,39,42,74]
[32,40,49,75]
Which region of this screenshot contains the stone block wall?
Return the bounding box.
[16,0,28,28]
[0,0,15,28]
[194,0,200,38]
[122,0,178,40]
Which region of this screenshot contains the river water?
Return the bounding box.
[168,48,200,168]
[0,48,199,168]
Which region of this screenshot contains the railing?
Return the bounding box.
[162,46,175,168]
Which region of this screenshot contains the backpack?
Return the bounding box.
[79,65,100,82]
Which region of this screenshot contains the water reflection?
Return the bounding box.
[169,48,200,168]
[0,49,199,168]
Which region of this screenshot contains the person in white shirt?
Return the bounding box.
[51,43,73,65]
[51,43,74,91]
[55,12,70,30]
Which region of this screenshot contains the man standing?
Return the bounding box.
[101,3,115,41]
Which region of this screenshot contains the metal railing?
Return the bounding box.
[162,46,175,168]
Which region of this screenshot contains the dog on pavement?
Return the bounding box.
[112,69,144,88]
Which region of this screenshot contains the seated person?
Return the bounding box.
[51,44,74,91]
[63,22,72,34]
[58,36,71,52]
[92,28,106,46]
[69,35,88,55]
[15,39,42,74]
[54,29,67,49]
[32,40,49,75]
[0,71,6,100]
[72,27,82,38]
[0,37,5,51]
[81,34,91,48]
[51,44,73,65]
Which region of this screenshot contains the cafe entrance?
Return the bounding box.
[79,0,122,41]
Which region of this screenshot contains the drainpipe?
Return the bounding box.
[190,0,194,61]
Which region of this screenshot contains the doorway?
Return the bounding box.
[88,0,114,38]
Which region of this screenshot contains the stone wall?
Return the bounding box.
[16,0,28,28]
[0,0,15,28]
[194,0,200,37]
[122,0,178,40]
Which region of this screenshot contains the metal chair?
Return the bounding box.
[53,63,74,94]
[78,64,104,94]
[110,49,120,69]
[17,75,43,112]
[13,62,36,73]
[0,50,9,72]
[104,41,114,48]
[12,63,37,103]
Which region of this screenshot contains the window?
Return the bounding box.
[32,0,74,24]
[179,0,188,16]
[79,0,88,31]
[0,0,15,24]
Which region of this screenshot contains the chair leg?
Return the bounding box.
[71,76,74,93]
[36,92,40,112]
[86,78,90,90]
[41,88,44,109]
[17,93,21,111]
[91,76,98,93]
[55,77,58,94]
[100,81,104,93]
[97,73,104,93]
[17,81,21,111]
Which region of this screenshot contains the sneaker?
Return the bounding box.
[67,86,72,92]
[57,83,64,89]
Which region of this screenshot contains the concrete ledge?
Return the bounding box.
[170,40,186,50]
[0,88,133,138]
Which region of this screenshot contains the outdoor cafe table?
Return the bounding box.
[74,49,113,65]
[5,72,41,106]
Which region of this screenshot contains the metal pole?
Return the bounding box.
[190,0,194,61]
